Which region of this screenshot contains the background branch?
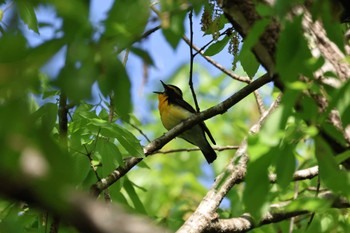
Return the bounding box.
[205,191,350,233]
[0,174,169,233]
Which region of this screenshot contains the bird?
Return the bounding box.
[154,80,217,163]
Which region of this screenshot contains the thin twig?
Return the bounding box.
[188,9,200,112]
[128,122,152,143]
[140,25,161,40]
[182,35,251,83]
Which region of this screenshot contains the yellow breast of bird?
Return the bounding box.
[158,94,192,130]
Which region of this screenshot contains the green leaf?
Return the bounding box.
[161,10,186,49]
[335,151,350,165]
[130,47,155,66]
[137,160,150,169]
[123,178,147,214]
[276,16,312,82]
[237,19,269,78]
[259,91,297,147]
[315,137,350,196]
[104,0,150,49]
[275,144,295,189]
[16,0,39,33]
[240,49,260,78]
[0,33,28,62]
[55,62,96,101]
[89,119,144,158]
[97,53,131,121]
[204,35,230,56]
[96,141,121,176]
[110,124,144,157]
[260,106,285,146]
[71,152,91,185]
[162,27,182,50]
[247,134,271,162]
[243,148,276,220]
[31,102,58,133]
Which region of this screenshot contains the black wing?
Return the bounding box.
[170,97,216,145]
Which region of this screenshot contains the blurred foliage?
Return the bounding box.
[0,0,349,233]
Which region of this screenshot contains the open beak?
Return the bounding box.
[153,80,167,94]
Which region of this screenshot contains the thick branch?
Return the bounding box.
[0,173,168,233]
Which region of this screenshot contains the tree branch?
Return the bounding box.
[0,173,169,233]
[269,165,319,183]
[91,73,274,196]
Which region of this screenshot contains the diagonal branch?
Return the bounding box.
[91,73,274,196]
[182,35,251,83]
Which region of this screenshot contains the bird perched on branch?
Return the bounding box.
[154,80,217,163]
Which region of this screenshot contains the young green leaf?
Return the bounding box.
[123,178,147,214]
[204,35,230,56]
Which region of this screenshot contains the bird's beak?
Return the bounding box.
[153,80,167,94]
[160,80,167,88]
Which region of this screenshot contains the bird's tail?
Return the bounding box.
[200,142,217,164]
